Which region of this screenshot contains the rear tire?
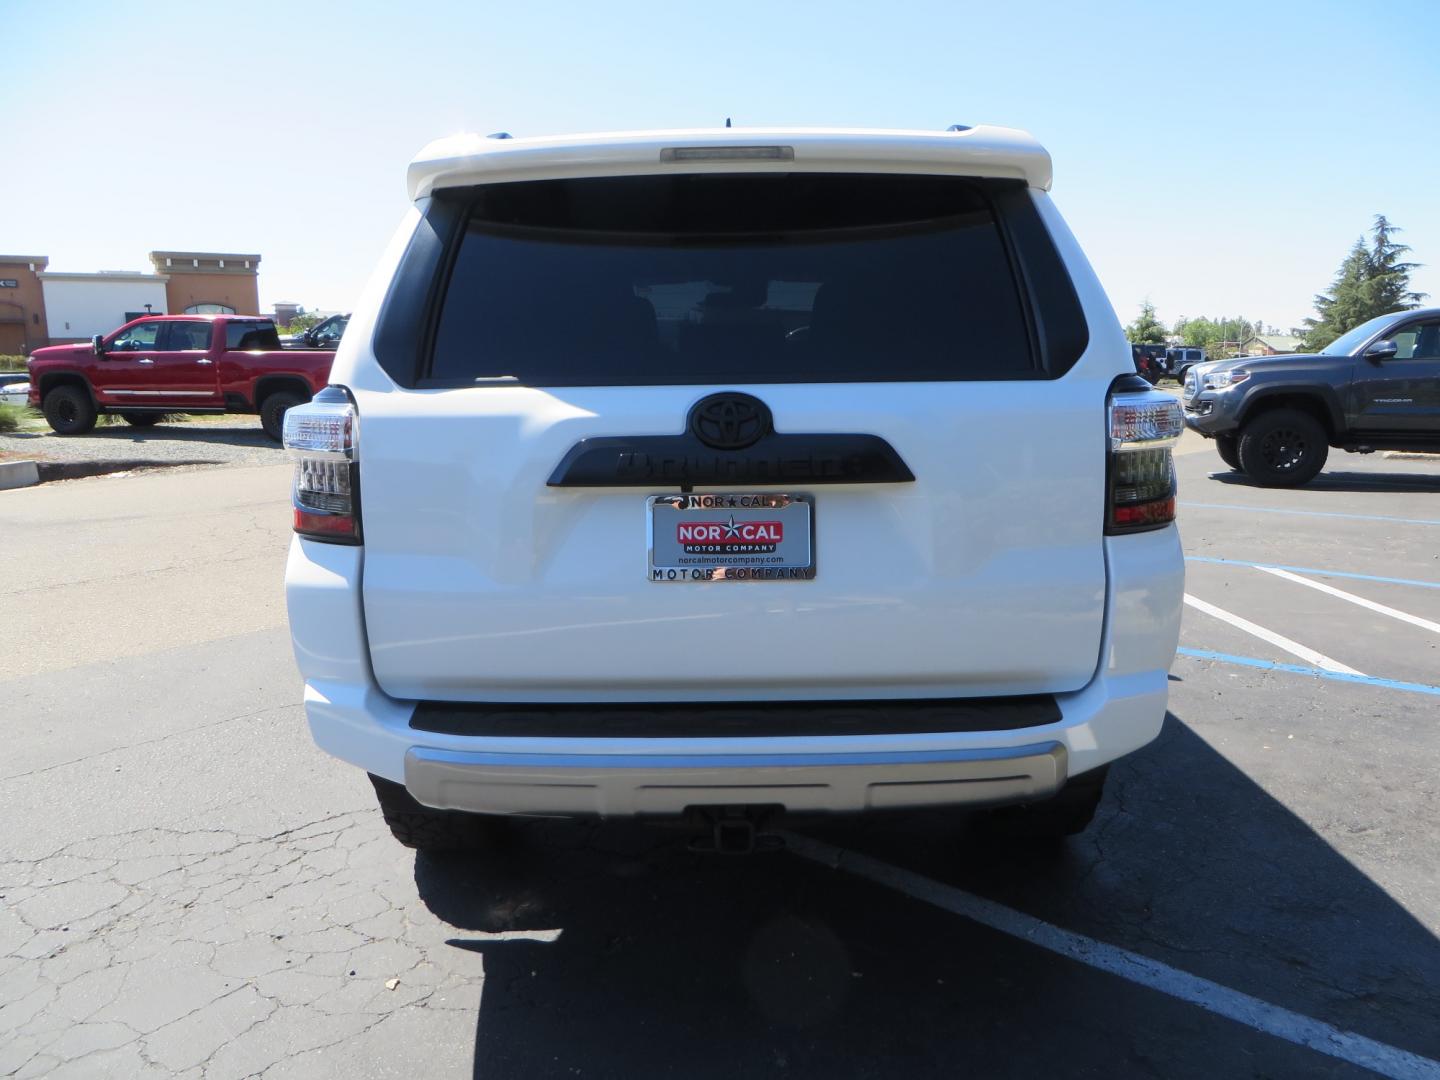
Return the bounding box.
[42,385,97,435]
[975,766,1108,841]
[1236,408,1328,487]
[1215,434,1242,471]
[121,412,161,427]
[260,391,303,442]
[369,774,506,852]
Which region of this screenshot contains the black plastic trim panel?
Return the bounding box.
[410,695,1062,738]
[549,431,914,486]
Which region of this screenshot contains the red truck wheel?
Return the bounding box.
[42,385,97,435]
[261,392,303,441]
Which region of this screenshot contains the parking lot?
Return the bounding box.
[1,434,1437,1078]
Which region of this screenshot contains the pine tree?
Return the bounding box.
[1301,216,1426,350]
[1125,301,1167,345]
[1365,215,1425,314]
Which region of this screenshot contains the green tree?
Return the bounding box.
[1172,315,1256,359]
[284,311,326,335]
[1301,216,1426,350]
[1366,215,1425,314]
[1125,301,1167,344]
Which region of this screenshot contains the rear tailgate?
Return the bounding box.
[357,381,1105,700]
[353,171,1111,702]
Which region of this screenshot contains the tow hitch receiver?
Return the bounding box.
[687,806,785,855]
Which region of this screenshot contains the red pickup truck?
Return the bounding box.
[26,314,333,440]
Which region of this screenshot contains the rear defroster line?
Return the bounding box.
[1176,648,1440,698]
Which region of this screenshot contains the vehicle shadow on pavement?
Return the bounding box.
[62,425,280,448]
[1206,469,1440,493]
[411,716,1440,1079]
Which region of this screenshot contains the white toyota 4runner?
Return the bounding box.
[283,125,1185,853]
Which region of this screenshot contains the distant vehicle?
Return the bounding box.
[1131,343,1166,383]
[0,379,28,406]
[283,123,1187,856]
[25,315,333,440]
[1166,346,1207,382]
[1183,308,1440,485]
[281,313,350,350]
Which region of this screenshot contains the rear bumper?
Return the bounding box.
[405,742,1067,815]
[298,661,1168,816]
[286,525,1183,817]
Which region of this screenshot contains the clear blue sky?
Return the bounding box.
[5,0,1437,333]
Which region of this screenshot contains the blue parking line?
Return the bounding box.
[1180,502,1440,526]
[1176,647,1440,697]
[1185,556,1440,591]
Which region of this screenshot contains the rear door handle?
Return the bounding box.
[196,359,213,365]
[137,358,154,365]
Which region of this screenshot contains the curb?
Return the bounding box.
[0,459,41,490]
[1381,452,1440,461]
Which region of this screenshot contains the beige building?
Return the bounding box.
[0,256,50,355]
[149,251,262,318]
[1241,334,1302,356]
[0,251,262,352]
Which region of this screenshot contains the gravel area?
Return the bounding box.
[0,415,286,475]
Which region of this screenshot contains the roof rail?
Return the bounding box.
[946,123,972,132]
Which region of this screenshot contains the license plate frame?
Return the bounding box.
[647,493,815,582]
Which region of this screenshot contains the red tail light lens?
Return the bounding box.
[282,389,360,544]
[1106,391,1182,534]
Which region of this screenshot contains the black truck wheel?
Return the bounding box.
[42,385,97,435]
[260,392,303,441]
[1215,434,1242,471]
[369,774,506,852]
[1237,408,1329,487]
[975,766,1109,841]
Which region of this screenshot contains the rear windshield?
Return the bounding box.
[225,320,281,350]
[427,174,1044,385]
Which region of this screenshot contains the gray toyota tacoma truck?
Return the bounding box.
[1183,308,1440,485]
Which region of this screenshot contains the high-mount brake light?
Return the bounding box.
[283,389,360,544]
[1106,388,1183,535]
[659,145,795,162]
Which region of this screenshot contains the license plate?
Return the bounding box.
[648,493,815,581]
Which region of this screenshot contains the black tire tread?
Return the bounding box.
[260,391,304,442]
[369,774,504,852]
[1236,407,1328,487]
[977,766,1108,840]
[1215,434,1242,471]
[42,385,97,435]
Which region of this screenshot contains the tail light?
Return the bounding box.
[1106,379,1183,534]
[283,387,360,544]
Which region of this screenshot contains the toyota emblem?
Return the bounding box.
[688,393,772,449]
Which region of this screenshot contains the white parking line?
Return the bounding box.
[1255,566,1440,635]
[1182,594,1364,676]
[785,834,1440,1080]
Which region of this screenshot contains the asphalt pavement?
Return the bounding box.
[1,439,1438,1079]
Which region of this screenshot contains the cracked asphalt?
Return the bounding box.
[2,448,1438,1078]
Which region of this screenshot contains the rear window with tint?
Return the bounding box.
[428,174,1041,385]
[225,321,281,350]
